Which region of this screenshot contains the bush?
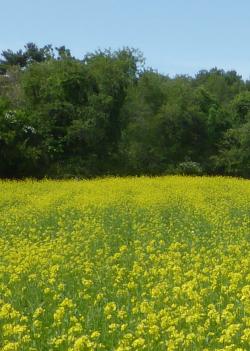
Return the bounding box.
[177,161,203,175]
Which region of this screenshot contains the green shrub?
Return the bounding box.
[178,161,203,175]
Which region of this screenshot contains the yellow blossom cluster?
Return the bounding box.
[0,176,249,350]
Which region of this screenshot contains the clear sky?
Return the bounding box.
[1,0,250,79]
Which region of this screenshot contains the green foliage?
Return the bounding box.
[213,121,250,177]
[0,102,41,178]
[177,161,203,176]
[0,43,249,178]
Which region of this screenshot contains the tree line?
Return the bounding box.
[0,43,249,178]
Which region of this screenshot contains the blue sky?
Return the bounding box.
[1,0,250,79]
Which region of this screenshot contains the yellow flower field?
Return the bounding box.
[0,176,249,351]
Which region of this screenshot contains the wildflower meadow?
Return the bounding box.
[0,176,249,351]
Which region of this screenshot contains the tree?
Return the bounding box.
[0,43,249,178]
[0,98,41,178]
[0,42,71,74]
[213,92,250,177]
[195,68,245,104]
[118,70,170,174]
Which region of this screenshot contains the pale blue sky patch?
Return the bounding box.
[1,0,250,79]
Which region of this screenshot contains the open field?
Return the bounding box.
[0,176,249,351]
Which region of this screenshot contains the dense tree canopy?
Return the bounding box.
[0,43,249,178]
